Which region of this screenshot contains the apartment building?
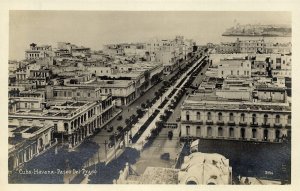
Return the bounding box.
[9,96,114,149]
[218,58,251,78]
[8,123,57,171]
[180,94,291,143]
[25,43,52,60]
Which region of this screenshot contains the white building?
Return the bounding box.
[218,58,251,78]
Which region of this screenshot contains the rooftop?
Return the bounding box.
[183,93,290,111]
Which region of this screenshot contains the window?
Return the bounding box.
[186,126,190,136]
[218,112,223,121]
[207,112,211,120]
[252,129,257,138]
[241,128,245,139]
[229,128,234,137]
[240,113,245,122]
[287,115,291,124]
[231,70,233,75]
[237,70,239,75]
[241,63,243,67]
[264,129,268,140]
[196,112,201,120]
[252,114,257,123]
[229,113,234,121]
[207,126,212,137]
[264,114,268,124]
[275,115,280,123]
[218,127,223,137]
[186,111,190,121]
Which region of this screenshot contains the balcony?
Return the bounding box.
[262,123,270,128]
[181,120,203,125]
[206,120,213,125]
[239,121,247,127]
[216,121,224,126]
[250,122,258,127]
[274,123,282,128]
[285,124,291,129]
[227,121,236,126]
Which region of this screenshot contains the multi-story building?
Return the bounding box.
[218,58,251,78]
[239,39,266,53]
[27,69,52,88]
[9,96,114,149]
[8,123,57,171]
[25,43,52,60]
[180,94,291,143]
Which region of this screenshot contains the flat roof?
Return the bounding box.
[183,94,291,111]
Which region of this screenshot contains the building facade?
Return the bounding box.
[180,99,291,143]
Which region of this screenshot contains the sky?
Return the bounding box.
[9,11,291,60]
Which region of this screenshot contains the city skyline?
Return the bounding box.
[9,11,291,60]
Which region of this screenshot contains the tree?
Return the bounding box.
[125,118,131,126]
[136,109,143,117]
[117,126,123,132]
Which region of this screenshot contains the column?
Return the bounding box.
[269,128,275,142]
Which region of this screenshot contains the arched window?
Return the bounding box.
[229,127,234,137]
[287,115,291,124]
[252,114,257,123]
[252,128,257,138]
[218,112,223,121]
[264,114,268,124]
[264,129,269,141]
[241,128,245,139]
[275,130,280,140]
[207,112,212,120]
[207,126,212,137]
[240,113,245,122]
[186,126,190,136]
[196,112,201,120]
[229,113,234,121]
[275,115,280,123]
[186,111,190,121]
[197,126,201,136]
[218,127,223,137]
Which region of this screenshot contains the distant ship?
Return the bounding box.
[222,24,291,37]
